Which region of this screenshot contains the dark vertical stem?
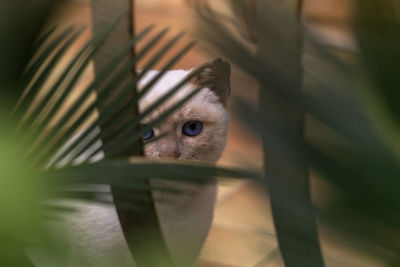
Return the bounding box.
[257,0,325,266]
[90,1,174,266]
[90,0,138,150]
[296,0,304,21]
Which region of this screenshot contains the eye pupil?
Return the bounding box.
[140,124,154,140]
[183,120,202,137]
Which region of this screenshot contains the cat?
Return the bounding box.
[31,58,231,267]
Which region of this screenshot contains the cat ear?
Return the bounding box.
[191,58,231,106]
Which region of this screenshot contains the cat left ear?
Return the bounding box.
[191,58,231,106]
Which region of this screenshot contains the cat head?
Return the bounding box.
[138,58,231,163]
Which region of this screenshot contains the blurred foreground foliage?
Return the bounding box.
[3,0,400,266]
[191,0,400,265]
[0,1,251,266]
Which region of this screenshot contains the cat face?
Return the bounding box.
[138,58,231,163]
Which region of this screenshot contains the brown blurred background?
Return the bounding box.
[45,1,385,266]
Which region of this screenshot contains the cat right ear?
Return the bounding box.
[191,58,231,106]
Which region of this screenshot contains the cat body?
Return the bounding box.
[30,58,231,267]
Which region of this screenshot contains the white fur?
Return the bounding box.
[34,69,229,267]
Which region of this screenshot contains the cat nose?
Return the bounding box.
[160,151,180,159]
[158,138,180,158]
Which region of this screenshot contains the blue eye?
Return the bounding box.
[141,125,154,140]
[182,120,203,137]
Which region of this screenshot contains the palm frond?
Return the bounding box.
[1,4,257,266]
[51,159,256,183]
[26,17,123,151]
[36,25,155,168]
[48,33,194,167]
[14,26,76,116]
[28,25,57,63]
[6,12,251,194]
